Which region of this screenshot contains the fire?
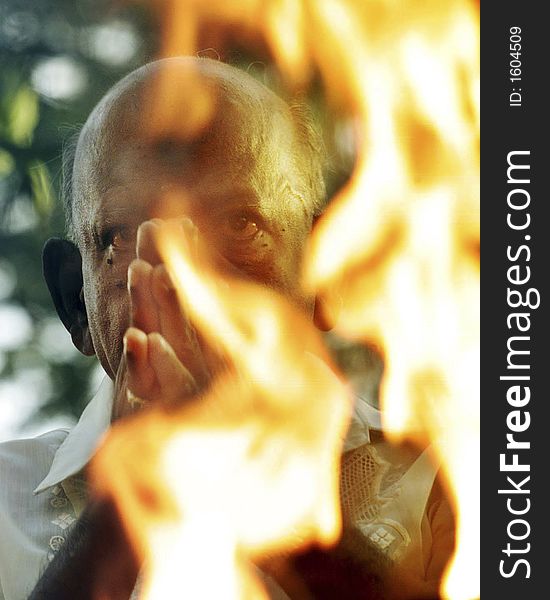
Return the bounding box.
[91,223,352,599]
[91,0,479,598]
[302,3,479,599]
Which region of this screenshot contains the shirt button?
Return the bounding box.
[49,535,66,552]
[50,497,68,508]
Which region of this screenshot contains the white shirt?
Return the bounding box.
[0,378,113,600]
[0,376,434,600]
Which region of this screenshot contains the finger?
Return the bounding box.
[156,217,202,267]
[152,245,230,388]
[136,220,164,266]
[150,264,201,360]
[148,332,199,403]
[128,259,160,333]
[176,217,200,262]
[151,264,187,353]
[124,327,156,400]
[172,216,246,282]
[112,351,130,421]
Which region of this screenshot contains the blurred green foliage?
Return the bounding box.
[0,0,157,423]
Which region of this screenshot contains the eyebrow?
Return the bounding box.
[196,187,261,210]
[94,182,262,226]
[164,183,263,217]
[86,188,148,239]
[95,196,148,226]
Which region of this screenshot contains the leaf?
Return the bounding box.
[8,85,39,147]
[28,160,54,216]
[0,149,15,177]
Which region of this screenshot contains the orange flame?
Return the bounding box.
[301,4,480,599]
[92,223,352,599]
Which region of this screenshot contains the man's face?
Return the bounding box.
[71,84,313,379]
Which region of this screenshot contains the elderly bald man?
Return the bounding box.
[0,56,334,598]
[0,58,451,600]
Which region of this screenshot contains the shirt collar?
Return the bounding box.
[344,395,382,452]
[33,373,381,493]
[34,376,114,494]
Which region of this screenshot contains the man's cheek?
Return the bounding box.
[104,254,133,289]
[107,304,131,375]
[88,286,131,376]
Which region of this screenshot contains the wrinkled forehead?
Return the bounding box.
[72,60,296,218]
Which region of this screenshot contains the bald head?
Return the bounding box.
[46,57,329,377]
[65,57,326,241]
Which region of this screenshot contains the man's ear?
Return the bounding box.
[42,238,95,356]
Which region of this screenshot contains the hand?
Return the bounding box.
[92,228,352,598]
[113,219,216,420]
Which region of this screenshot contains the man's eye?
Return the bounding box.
[101,227,130,250]
[111,230,126,248]
[224,214,259,240]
